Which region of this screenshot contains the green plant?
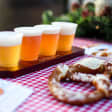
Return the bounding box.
[42,10,55,24]
[42,7,112,42]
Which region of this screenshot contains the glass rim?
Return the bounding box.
[0,31,23,38]
[0,31,23,46]
[34,25,61,34]
[52,22,78,35]
[14,27,43,36]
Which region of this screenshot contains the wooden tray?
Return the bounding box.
[0,47,84,78]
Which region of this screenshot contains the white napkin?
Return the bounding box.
[0,79,33,112]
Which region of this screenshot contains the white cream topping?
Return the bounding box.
[74,57,105,70]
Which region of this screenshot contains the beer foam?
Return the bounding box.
[0,31,23,46]
[52,22,78,35]
[14,27,43,36]
[34,25,61,34]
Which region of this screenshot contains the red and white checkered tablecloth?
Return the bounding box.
[5,38,112,112]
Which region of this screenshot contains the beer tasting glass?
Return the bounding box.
[0,31,23,67]
[14,27,43,61]
[34,25,60,56]
[52,22,78,52]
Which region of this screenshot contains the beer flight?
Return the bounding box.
[0,22,77,68]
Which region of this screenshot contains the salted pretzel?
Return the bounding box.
[48,58,112,105]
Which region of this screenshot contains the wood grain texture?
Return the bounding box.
[0,47,84,78]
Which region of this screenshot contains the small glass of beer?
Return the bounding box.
[14,27,43,61]
[34,25,60,56]
[0,31,23,67]
[52,22,78,52]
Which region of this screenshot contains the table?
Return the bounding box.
[6,38,112,112]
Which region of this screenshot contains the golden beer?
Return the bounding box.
[52,22,78,52]
[14,27,43,61]
[21,36,41,61]
[0,45,21,67]
[0,32,23,67]
[34,25,60,56]
[40,33,59,56]
[57,34,74,51]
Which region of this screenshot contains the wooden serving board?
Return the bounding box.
[0,47,84,78]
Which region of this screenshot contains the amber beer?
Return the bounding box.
[34,25,60,56]
[0,32,23,67]
[52,22,78,52]
[14,27,43,61]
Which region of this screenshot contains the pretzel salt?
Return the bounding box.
[48,58,112,105]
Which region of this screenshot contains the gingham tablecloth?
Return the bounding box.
[5,38,112,112]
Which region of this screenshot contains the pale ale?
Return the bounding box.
[52,22,78,52]
[34,25,60,56]
[0,32,23,67]
[14,27,43,61]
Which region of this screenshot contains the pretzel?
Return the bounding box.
[48,58,112,105]
[104,60,112,77]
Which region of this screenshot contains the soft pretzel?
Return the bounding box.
[104,60,112,77]
[48,58,112,105]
